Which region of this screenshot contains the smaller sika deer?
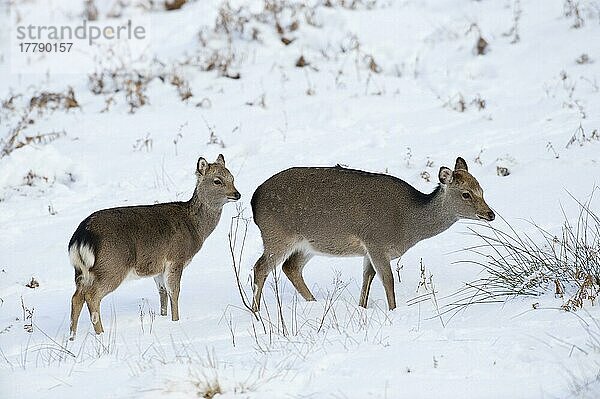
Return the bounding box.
[251,157,494,311]
[68,154,240,339]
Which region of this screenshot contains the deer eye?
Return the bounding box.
[462,192,472,200]
[213,178,223,185]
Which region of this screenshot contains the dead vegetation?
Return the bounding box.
[544,70,589,119]
[83,0,195,16]
[445,193,600,318]
[496,166,510,177]
[14,130,66,151]
[503,0,522,43]
[165,0,187,11]
[203,118,226,148]
[564,0,585,28]
[324,0,382,10]
[21,297,34,333]
[169,71,193,101]
[563,0,600,28]
[83,0,98,20]
[201,49,240,79]
[88,55,200,112]
[245,93,267,108]
[138,299,156,334]
[77,0,388,113]
[25,277,39,289]
[133,133,153,152]
[1,89,78,158]
[566,123,599,148]
[467,23,489,55]
[88,64,153,113]
[193,0,386,81]
[439,93,486,113]
[23,170,50,186]
[214,1,255,41]
[295,55,308,68]
[576,53,593,65]
[495,154,515,177]
[406,259,445,327]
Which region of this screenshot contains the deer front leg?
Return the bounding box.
[165,266,183,321]
[154,275,168,316]
[359,256,376,308]
[366,250,396,310]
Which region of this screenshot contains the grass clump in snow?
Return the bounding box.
[0,88,78,158]
[447,191,600,315]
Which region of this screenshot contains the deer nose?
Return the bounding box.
[487,210,495,221]
[232,191,241,200]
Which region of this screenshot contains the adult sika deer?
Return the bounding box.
[251,157,494,311]
[68,154,240,339]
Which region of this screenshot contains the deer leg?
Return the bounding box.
[359,256,376,308]
[84,288,105,335]
[69,284,85,340]
[366,250,396,310]
[165,266,183,321]
[282,251,315,301]
[252,249,287,312]
[252,254,270,312]
[154,274,168,316]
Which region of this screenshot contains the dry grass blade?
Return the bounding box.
[228,204,255,315]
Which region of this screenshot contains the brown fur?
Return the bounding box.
[250,157,494,311]
[68,154,240,339]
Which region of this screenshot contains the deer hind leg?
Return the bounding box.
[154,274,168,316]
[282,251,315,301]
[252,246,289,312]
[69,283,85,340]
[366,249,396,310]
[84,287,106,335]
[164,266,183,322]
[251,254,270,312]
[359,256,376,308]
[82,268,125,335]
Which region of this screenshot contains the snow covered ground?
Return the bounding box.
[1,0,600,397]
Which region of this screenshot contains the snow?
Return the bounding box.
[1,0,600,398]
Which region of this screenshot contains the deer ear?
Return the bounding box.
[439,167,453,185]
[197,157,209,175]
[215,153,225,166]
[455,157,468,171]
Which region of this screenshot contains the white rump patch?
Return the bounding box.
[79,243,95,268]
[69,243,95,286]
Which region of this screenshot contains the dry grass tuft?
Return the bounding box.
[1,89,77,158]
[196,380,222,399]
[25,277,39,289]
[444,192,600,318]
[165,0,187,11]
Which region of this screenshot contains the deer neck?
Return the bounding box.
[187,187,224,225]
[410,185,458,242]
